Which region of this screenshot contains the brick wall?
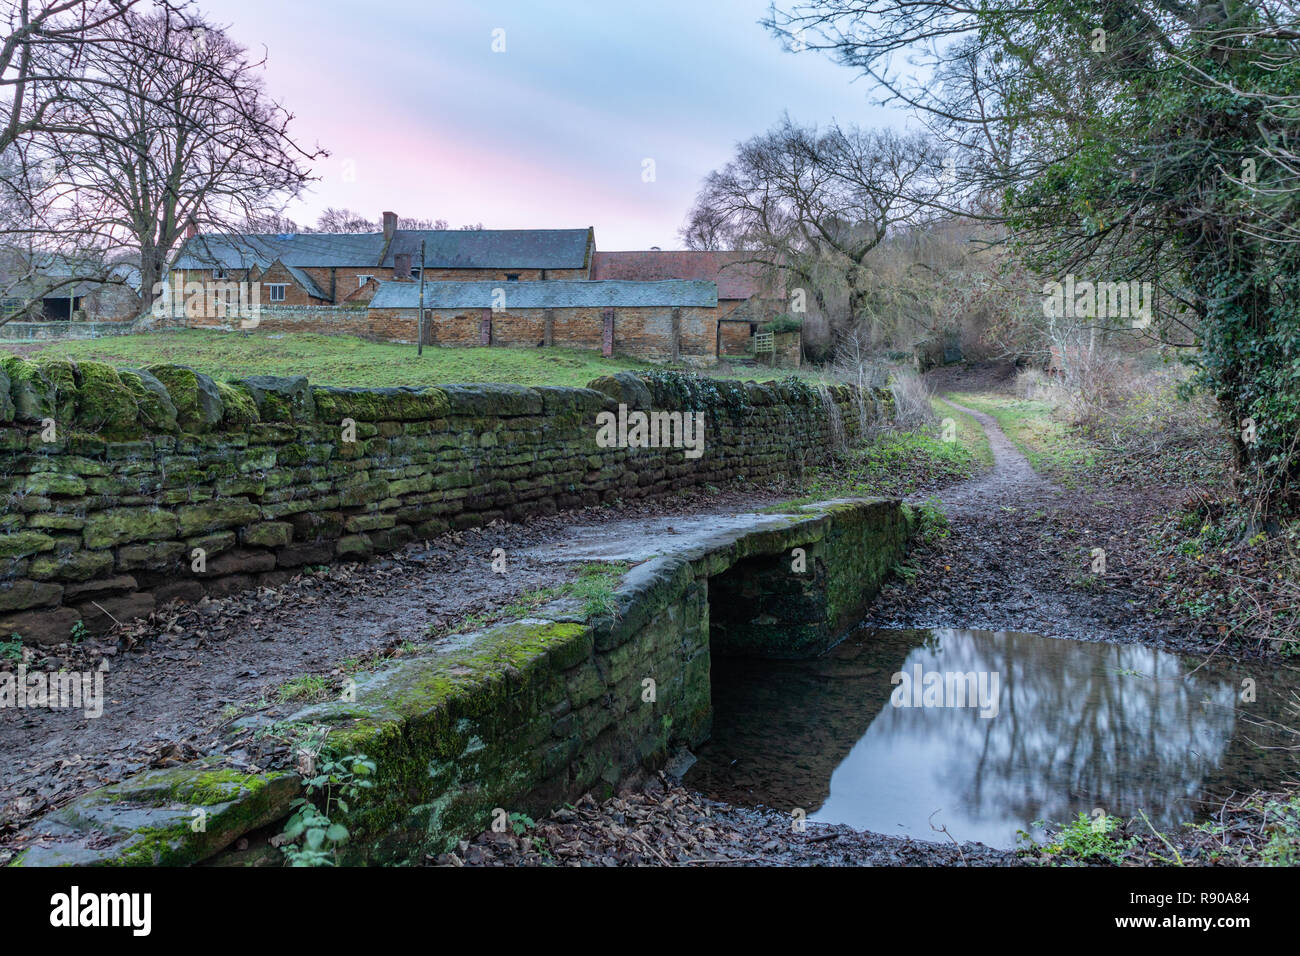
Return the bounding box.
[183,303,723,364]
[719,320,755,356]
[368,306,720,363]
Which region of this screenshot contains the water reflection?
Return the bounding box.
[686,627,1300,848]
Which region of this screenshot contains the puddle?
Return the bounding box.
[685,627,1300,849]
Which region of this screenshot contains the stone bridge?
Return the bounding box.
[12,498,912,866]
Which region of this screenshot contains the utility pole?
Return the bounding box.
[417,239,426,356]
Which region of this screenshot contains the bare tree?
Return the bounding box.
[679,203,731,250]
[765,0,1300,512]
[237,212,301,233]
[398,216,443,230]
[0,1,181,313]
[30,9,322,311]
[0,0,143,154]
[683,116,944,345]
[307,211,468,233]
[311,207,374,233]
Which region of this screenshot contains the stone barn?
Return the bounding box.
[367,279,720,364]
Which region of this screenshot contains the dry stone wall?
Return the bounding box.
[0,355,891,647]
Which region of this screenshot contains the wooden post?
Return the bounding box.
[602,309,614,357]
[544,310,554,347]
[671,308,681,362]
[417,240,426,356]
[480,308,492,346]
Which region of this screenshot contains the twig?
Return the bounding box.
[90,601,122,628]
[1136,808,1184,866]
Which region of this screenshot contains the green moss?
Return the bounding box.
[82,506,177,549]
[71,362,140,438]
[32,358,78,422]
[147,365,223,433]
[0,530,55,559]
[311,386,451,423]
[179,769,272,806]
[278,618,590,859]
[217,381,260,426]
[1,356,41,386]
[117,368,179,432]
[29,549,114,582]
[1,357,55,423]
[105,824,191,867]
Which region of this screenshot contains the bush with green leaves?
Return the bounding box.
[762,315,803,334]
[1034,812,1137,865]
[279,752,376,867]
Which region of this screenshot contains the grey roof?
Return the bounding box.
[175,233,385,270]
[280,262,329,299]
[383,230,590,269]
[0,253,142,296]
[370,279,717,310]
[174,228,591,271]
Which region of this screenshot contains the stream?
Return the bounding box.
[687,626,1300,849]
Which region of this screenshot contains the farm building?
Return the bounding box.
[367,279,719,364]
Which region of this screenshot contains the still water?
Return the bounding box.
[685,628,1300,849]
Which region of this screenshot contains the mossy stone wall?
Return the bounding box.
[1,358,887,646]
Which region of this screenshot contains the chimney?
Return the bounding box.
[394,252,411,280]
[185,221,198,239]
[382,211,397,242]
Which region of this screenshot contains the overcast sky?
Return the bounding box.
[200,0,907,248]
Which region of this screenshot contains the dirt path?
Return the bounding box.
[864,394,1200,651]
[0,487,788,843]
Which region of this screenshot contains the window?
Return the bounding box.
[213,267,227,279]
[266,284,287,302]
[505,273,520,281]
[358,275,374,287]
[410,267,421,280]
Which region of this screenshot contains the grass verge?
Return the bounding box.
[767,398,991,509]
[948,391,1097,480]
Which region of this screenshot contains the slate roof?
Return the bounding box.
[174,233,383,270]
[591,250,768,300]
[280,263,329,299]
[369,279,717,310]
[383,230,591,269]
[174,229,592,271]
[1,259,142,298]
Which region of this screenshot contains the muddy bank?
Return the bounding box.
[432,774,1019,867]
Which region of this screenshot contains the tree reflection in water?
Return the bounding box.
[687,628,1300,848]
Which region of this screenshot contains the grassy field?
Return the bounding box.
[7,329,821,389]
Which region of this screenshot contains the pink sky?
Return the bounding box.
[202,0,907,248]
